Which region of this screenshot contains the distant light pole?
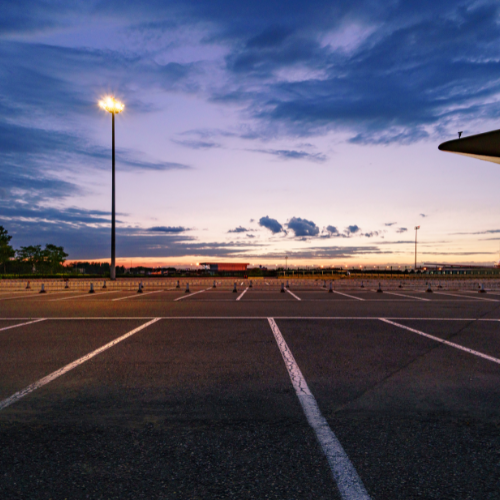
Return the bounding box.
[98,96,125,281]
[414,226,420,271]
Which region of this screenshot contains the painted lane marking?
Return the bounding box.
[384,292,430,302]
[112,290,165,302]
[0,293,49,301]
[0,318,46,333]
[434,291,499,303]
[286,289,302,301]
[332,291,365,301]
[174,288,210,301]
[236,287,249,301]
[268,318,370,500]
[50,290,122,302]
[0,318,161,411]
[380,318,500,366]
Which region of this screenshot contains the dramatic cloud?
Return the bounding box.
[259,215,284,234]
[228,226,252,233]
[253,149,327,162]
[345,225,361,236]
[453,229,500,235]
[172,139,221,149]
[287,217,320,237]
[147,226,190,233]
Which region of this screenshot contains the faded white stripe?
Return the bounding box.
[380,318,500,365]
[0,318,161,411]
[286,289,302,301]
[0,318,46,332]
[268,318,370,500]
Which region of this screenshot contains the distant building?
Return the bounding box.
[200,262,249,272]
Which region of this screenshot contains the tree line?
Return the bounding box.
[0,226,68,275]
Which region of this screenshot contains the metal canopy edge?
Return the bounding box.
[438,128,500,164]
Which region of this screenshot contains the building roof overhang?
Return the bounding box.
[438,129,500,164]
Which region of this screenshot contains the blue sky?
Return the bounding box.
[2,0,500,267]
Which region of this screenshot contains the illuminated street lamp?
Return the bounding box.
[98,96,125,280]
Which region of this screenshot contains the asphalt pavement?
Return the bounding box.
[0,284,499,499]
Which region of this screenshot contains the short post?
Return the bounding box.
[438,281,443,289]
[39,283,46,294]
[479,283,486,294]
[361,281,364,288]
[176,280,180,289]
[65,281,69,289]
[89,283,95,294]
[398,281,403,288]
[329,281,333,293]
[185,283,190,293]
[26,281,31,290]
[213,280,216,288]
[249,280,253,288]
[281,282,285,293]
[103,281,107,289]
[322,280,326,288]
[377,282,383,293]
[426,283,433,293]
[233,282,237,293]
[286,280,290,288]
[137,282,143,293]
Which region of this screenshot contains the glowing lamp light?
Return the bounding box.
[99,96,125,114]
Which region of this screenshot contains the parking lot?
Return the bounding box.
[0,280,499,499]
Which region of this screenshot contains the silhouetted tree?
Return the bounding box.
[0,226,15,273]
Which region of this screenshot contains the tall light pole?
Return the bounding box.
[414,225,420,271]
[99,96,125,281]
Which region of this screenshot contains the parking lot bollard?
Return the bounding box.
[39,283,46,294]
[103,281,107,289]
[398,281,403,288]
[213,280,216,288]
[233,282,237,293]
[249,280,253,288]
[176,280,180,289]
[89,283,95,294]
[361,281,365,288]
[281,283,285,293]
[185,283,190,293]
[377,283,383,293]
[137,282,143,293]
[479,283,486,294]
[65,281,69,289]
[323,280,326,288]
[286,280,290,288]
[329,282,333,293]
[26,281,31,290]
[426,283,433,293]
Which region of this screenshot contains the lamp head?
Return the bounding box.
[99,96,124,114]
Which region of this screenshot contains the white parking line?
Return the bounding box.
[380,318,500,366]
[0,318,161,411]
[112,290,165,302]
[51,290,122,302]
[0,318,46,332]
[174,288,210,301]
[384,292,430,302]
[268,318,370,500]
[434,292,499,302]
[286,289,302,301]
[0,292,45,301]
[332,291,365,301]
[236,287,249,301]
